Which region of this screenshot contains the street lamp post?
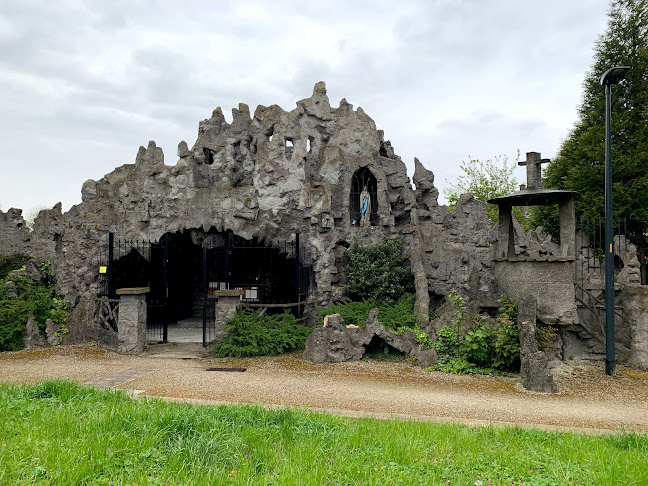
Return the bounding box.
[600,66,629,376]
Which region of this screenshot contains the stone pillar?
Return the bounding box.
[621,285,648,370]
[116,287,149,353]
[497,204,514,258]
[518,296,558,393]
[214,289,243,341]
[559,197,576,257]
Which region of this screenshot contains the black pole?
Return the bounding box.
[604,83,615,376]
[202,246,207,347]
[162,233,169,344]
[295,233,300,304]
[108,232,114,299]
[226,232,234,289]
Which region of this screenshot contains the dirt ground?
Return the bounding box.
[1,343,647,434]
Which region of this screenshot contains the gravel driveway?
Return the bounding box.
[1,344,647,434]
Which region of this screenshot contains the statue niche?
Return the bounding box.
[350,167,378,226]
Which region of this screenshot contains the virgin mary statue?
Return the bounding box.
[360,185,371,227]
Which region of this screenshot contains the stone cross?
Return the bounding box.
[518,152,550,190]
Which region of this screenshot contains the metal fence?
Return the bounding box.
[576,219,647,290]
[99,231,315,347]
[97,234,168,343]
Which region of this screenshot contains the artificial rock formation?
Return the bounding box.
[1,82,646,368]
[303,309,437,367]
[1,82,498,335]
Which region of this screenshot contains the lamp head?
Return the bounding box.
[600,66,630,86]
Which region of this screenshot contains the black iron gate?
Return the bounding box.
[201,232,314,347]
[576,219,648,290]
[98,233,169,343]
[100,230,313,347]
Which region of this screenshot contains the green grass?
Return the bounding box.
[1,381,647,485]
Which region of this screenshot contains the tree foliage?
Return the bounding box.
[343,239,414,302]
[444,153,524,224]
[0,256,70,351]
[539,0,648,223]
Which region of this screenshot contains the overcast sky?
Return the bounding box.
[0,0,610,217]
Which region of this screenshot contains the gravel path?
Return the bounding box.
[1,344,647,434]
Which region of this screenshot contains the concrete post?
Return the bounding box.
[559,197,576,258]
[497,204,514,258]
[213,289,243,341]
[116,287,149,353]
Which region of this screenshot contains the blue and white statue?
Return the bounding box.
[360,185,371,227]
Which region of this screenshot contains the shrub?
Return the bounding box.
[212,309,312,358]
[491,297,520,372]
[0,254,31,279]
[0,257,70,352]
[459,316,495,368]
[318,294,419,333]
[343,239,414,302]
[432,292,522,375]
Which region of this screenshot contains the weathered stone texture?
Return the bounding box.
[518,296,558,393]
[24,313,46,349]
[303,309,437,366]
[495,260,578,326]
[213,291,241,341]
[0,208,31,257]
[620,285,648,370]
[117,292,147,353]
[416,193,497,305]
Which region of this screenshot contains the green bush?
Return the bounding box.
[431,293,522,375]
[0,254,30,279]
[212,309,312,358]
[0,257,70,352]
[318,294,419,333]
[343,239,414,302]
[491,297,520,372]
[459,316,494,368]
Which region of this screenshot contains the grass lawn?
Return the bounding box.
[0,381,646,485]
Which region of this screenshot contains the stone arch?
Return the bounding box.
[349,167,378,225]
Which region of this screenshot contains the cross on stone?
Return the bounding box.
[518,152,550,190]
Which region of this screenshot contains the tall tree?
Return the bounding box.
[445,153,531,227]
[540,0,648,223]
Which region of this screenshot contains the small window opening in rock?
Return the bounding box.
[285,137,294,159]
[266,126,274,143]
[203,147,215,165]
[379,142,388,157]
[363,336,405,361]
[307,136,314,154]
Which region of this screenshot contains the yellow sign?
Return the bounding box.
[99,266,107,274]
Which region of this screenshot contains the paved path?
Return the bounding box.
[1,345,647,434]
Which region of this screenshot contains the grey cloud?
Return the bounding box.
[0,0,609,214]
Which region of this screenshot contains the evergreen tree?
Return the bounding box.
[539,0,648,224]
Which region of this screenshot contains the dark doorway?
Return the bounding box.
[104,230,314,346]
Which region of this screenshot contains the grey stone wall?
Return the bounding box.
[494,260,578,326]
[620,285,648,370]
[0,208,31,257]
[1,83,505,346]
